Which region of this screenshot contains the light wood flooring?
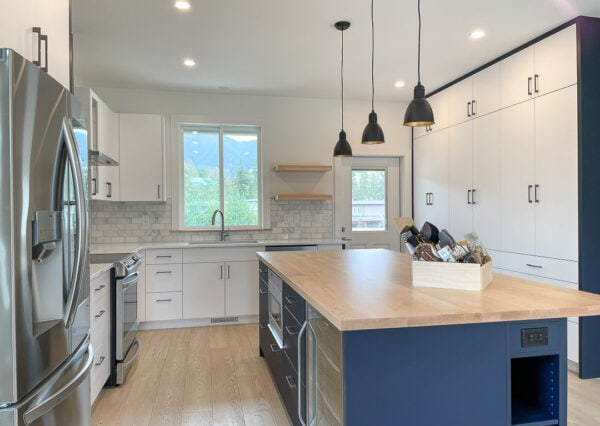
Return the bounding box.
[93,324,600,426]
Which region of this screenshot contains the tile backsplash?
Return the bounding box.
[90,199,333,245]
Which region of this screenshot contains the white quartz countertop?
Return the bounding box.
[90,263,113,279]
[90,239,344,255]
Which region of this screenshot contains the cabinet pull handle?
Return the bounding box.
[467,189,472,205]
[528,185,533,203]
[298,321,309,426]
[534,184,540,203]
[284,296,297,305]
[471,189,476,205]
[94,284,105,292]
[106,182,112,198]
[95,356,106,367]
[41,33,48,72]
[472,100,477,116]
[91,178,97,196]
[33,27,42,66]
[430,192,434,205]
[156,270,172,274]
[467,101,472,117]
[534,74,539,93]
[220,265,223,280]
[94,310,105,318]
[285,375,297,389]
[528,77,533,96]
[156,255,172,258]
[157,184,161,200]
[259,288,268,295]
[156,298,172,302]
[526,263,543,269]
[285,325,298,335]
[227,264,230,279]
[269,343,282,353]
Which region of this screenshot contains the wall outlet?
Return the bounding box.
[142,215,149,225]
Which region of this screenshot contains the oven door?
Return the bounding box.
[268,289,283,347]
[116,271,139,361]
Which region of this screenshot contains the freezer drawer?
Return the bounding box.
[0,337,93,426]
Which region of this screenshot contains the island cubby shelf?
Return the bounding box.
[273,194,332,201]
[273,164,332,173]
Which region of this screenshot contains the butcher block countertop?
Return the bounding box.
[257,249,600,331]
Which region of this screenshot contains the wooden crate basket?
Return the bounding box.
[412,260,493,291]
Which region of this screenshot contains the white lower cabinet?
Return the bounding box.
[90,269,111,405]
[146,292,183,321]
[182,260,259,319]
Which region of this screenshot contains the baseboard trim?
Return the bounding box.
[568,359,579,373]
[139,315,259,330]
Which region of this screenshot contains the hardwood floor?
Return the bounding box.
[93,324,600,426]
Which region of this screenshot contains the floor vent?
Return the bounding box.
[211,316,239,324]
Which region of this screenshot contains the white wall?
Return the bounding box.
[93,87,413,219]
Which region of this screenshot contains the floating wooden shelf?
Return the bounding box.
[273,164,333,173]
[273,194,333,201]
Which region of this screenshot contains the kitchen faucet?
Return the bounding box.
[211,209,228,241]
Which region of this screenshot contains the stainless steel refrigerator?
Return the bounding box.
[0,49,93,426]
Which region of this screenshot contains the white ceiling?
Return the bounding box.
[72,0,600,103]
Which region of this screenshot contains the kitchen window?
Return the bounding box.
[174,124,263,230]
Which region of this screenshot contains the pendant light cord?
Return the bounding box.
[417,0,422,84]
[371,0,375,111]
[341,27,344,130]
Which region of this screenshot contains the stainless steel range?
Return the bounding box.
[110,253,143,385]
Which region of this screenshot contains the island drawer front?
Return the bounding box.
[145,248,183,265]
[283,306,304,373]
[259,262,268,286]
[282,355,303,426]
[499,252,578,284]
[509,319,565,357]
[146,264,183,292]
[259,280,268,326]
[260,323,286,398]
[90,338,110,404]
[283,283,306,324]
[146,292,183,321]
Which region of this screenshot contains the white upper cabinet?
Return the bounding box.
[533,85,578,261]
[500,100,536,255]
[0,0,70,89]
[413,129,450,230]
[472,111,502,251]
[35,0,70,89]
[447,63,501,127]
[414,91,449,138]
[448,121,473,240]
[119,114,165,202]
[501,24,576,108]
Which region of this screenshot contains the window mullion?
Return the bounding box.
[219,127,225,212]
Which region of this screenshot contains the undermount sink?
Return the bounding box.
[188,240,260,245]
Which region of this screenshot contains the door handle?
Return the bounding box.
[471,189,476,205]
[534,184,540,203]
[106,182,112,198]
[534,74,539,94]
[430,192,434,205]
[471,100,477,116]
[467,189,472,205]
[32,27,48,72]
[91,178,97,196]
[467,101,472,117]
[528,185,533,203]
[528,77,533,96]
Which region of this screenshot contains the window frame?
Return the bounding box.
[172,120,265,231]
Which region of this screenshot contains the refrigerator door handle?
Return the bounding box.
[22,340,94,425]
[62,118,88,328]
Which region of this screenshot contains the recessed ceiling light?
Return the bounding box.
[469,29,486,40]
[183,58,196,67]
[394,80,406,88]
[174,1,191,11]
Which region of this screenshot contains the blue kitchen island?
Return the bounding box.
[257,249,600,426]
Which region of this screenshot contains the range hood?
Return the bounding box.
[89,150,119,166]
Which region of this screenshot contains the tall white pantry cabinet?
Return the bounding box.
[412,17,600,379]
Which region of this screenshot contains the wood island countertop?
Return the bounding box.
[257,249,600,331]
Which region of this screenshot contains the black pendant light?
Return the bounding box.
[362,0,385,144]
[404,0,434,127]
[334,21,352,157]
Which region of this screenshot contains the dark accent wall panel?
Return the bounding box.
[577,16,600,379]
